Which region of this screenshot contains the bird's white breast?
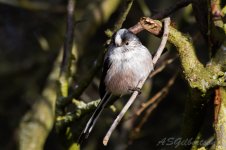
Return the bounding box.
[105,46,153,95]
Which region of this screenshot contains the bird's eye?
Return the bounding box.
[125,41,129,45]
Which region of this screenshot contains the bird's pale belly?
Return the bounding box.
[106,70,139,95]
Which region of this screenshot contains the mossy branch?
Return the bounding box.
[17,11,66,150]
[129,17,226,150]
[56,0,123,108]
[137,17,226,93]
[18,42,63,150]
[56,99,100,131]
[56,0,76,119]
[57,54,104,107]
[168,26,215,92]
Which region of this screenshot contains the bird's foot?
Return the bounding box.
[129,87,141,95]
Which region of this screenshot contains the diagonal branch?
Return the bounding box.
[136,73,178,117]
[152,0,192,20]
[152,17,170,65]
[149,55,178,78]
[103,17,171,146]
[55,0,134,138]
[137,17,226,92]
[133,73,178,135]
[128,0,192,34]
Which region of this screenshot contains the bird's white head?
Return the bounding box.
[113,29,140,47]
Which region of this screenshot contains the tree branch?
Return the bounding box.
[133,73,178,135]
[129,0,192,33]
[128,17,226,149]
[103,17,171,146]
[56,0,76,117]
[149,55,178,78]
[152,0,192,20]
[55,99,100,130]
[55,0,134,140]
[152,17,170,65]
[136,17,226,92]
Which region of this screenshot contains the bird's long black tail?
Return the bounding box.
[78,92,112,144]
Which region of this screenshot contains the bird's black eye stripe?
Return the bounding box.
[121,35,129,45]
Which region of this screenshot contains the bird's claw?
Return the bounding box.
[129,87,141,95]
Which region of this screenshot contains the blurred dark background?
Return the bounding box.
[0,0,214,150]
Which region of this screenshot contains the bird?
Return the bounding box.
[78,28,153,144]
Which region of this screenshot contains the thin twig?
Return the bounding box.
[60,0,75,76]
[137,72,178,117]
[152,0,192,20]
[103,17,171,146]
[103,80,144,145]
[133,73,178,137]
[153,17,170,65]
[56,0,76,114]
[123,55,177,122]
[149,55,178,78]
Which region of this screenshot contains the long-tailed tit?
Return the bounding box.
[78,28,153,144]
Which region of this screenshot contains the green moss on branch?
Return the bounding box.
[168,27,219,93]
[139,17,226,93]
[55,99,100,131]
